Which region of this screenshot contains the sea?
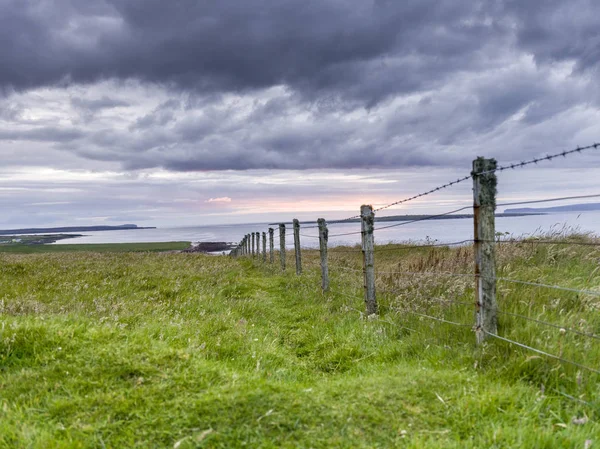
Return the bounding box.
[52,211,600,250]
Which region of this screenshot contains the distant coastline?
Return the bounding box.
[504,202,600,214]
[0,224,156,236]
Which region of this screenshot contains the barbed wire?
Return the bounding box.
[236,143,599,242]
[373,176,473,213]
[487,239,600,247]
[300,240,473,253]
[299,234,320,239]
[476,143,600,176]
[483,331,600,376]
[329,248,364,254]
[374,240,473,252]
[497,193,600,209]
[296,264,600,301]
[328,264,364,273]
[495,277,600,297]
[331,143,599,223]
[552,389,596,408]
[396,308,472,327]
[496,309,600,341]
[379,288,473,307]
[328,230,364,237]
[377,317,418,333]
[376,270,474,278]
[375,206,472,231]
[329,176,472,223]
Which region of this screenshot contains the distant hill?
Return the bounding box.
[0,224,155,236]
[504,202,600,214]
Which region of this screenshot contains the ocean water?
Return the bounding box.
[52,211,600,249]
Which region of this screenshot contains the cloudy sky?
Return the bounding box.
[1,0,599,228]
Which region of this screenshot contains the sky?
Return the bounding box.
[1,0,599,228]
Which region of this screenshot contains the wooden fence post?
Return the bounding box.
[269,228,274,263]
[279,224,286,271]
[262,232,267,262]
[318,218,329,292]
[246,234,250,256]
[253,232,258,257]
[361,205,377,315]
[241,237,245,256]
[473,157,498,344]
[293,219,302,275]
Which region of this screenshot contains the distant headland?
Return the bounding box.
[0,224,156,236]
[504,202,600,214]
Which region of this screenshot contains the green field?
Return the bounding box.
[1,239,599,448]
[0,241,191,254]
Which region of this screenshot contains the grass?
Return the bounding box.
[0,241,191,254]
[1,238,599,448]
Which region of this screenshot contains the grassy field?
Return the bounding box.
[0,241,191,254]
[1,239,599,448]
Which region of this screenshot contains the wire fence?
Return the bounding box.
[230,143,600,409]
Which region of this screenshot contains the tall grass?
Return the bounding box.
[1,243,599,448]
[299,231,600,410]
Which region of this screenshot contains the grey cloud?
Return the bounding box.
[71,96,130,111]
[502,0,600,71]
[0,0,531,105]
[0,126,84,143]
[130,100,180,131]
[0,0,599,175]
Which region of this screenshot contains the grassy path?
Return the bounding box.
[0,251,598,447]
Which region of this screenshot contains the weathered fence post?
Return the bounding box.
[262,232,267,262]
[252,232,256,257]
[473,157,498,344]
[269,228,274,264]
[318,218,329,292]
[361,205,377,315]
[293,219,302,275]
[279,224,286,271]
[246,234,250,256]
[241,237,245,256]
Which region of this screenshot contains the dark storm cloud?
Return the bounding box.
[502,0,600,71]
[70,96,129,111]
[0,0,509,103]
[0,0,599,174]
[0,126,84,142]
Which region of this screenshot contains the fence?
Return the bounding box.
[230,143,600,407]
